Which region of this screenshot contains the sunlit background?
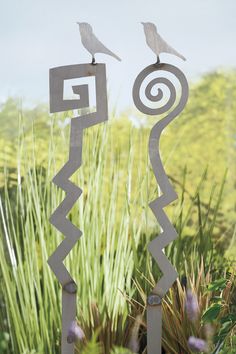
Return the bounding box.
[1,0,236,109]
[1,1,236,353]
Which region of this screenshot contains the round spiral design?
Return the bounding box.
[132,63,188,117]
[133,62,189,354]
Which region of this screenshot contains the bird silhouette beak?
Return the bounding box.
[141,22,145,25]
[76,22,81,25]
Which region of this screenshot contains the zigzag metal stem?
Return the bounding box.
[48,119,83,354]
[133,63,189,354]
[48,63,108,354]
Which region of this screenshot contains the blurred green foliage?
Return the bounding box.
[1,70,235,250]
[0,70,236,353]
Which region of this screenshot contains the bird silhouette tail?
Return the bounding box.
[173,49,186,61]
[178,53,186,61]
[101,48,121,62]
[167,49,186,62]
[110,51,121,61]
[165,45,186,61]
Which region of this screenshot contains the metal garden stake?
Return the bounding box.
[132,22,189,354]
[48,23,120,354]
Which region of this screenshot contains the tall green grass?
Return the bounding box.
[0,116,151,353]
[0,111,234,353]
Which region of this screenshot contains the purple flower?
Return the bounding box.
[185,290,199,321]
[188,336,208,352]
[67,321,85,344]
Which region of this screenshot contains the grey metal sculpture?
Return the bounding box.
[48,63,108,353]
[133,24,189,354]
[77,22,121,64]
[141,22,186,63]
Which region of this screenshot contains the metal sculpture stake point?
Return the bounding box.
[48,63,108,354]
[133,62,189,354]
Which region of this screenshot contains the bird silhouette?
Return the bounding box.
[77,22,121,64]
[141,22,186,63]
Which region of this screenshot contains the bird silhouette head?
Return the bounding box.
[76,22,93,34]
[141,22,157,33]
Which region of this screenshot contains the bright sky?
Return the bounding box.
[1,0,236,110]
